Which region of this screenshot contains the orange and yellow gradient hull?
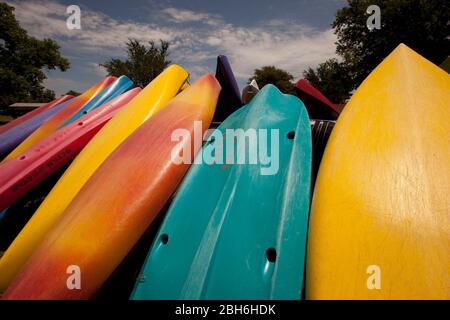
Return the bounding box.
[3,74,220,300]
[0,65,188,293]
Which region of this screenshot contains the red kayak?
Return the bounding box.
[0,95,73,135]
[295,79,340,120]
[0,88,141,211]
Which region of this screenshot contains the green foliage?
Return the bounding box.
[100,39,171,88]
[248,66,296,94]
[304,59,353,104]
[334,0,450,85]
[0,3,70,108]
[305,0,450,103]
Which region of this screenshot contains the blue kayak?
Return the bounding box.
[131,84,312,300]
[60,75,133,127]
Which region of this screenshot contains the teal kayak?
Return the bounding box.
[131,84,312,300]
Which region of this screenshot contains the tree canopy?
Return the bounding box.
[303,59,353,104]
[305,0,450,103]
[100,39,171,88]
[0,3,70,108]
[248,66,296,94]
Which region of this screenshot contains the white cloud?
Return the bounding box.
[162,7,222,26]
[210,24,337,80]
[6,1,182,54]
[6,0,338,91]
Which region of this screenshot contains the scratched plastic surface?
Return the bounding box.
[131,84,312,300]
[0,95,72,135]
[3,74,220,300]
[0,88,140,212]
[306,44,450,299]
[4,77,116,160]
[0,65,188,295]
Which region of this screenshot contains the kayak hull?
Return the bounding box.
[4,77,116,160]
[0,95,72,135]
[0,98,74,158]
[0,65,188,294]
[2,74,220,300]
[306,44,450,300]
[131,84,312,300]
[0,88,140,212]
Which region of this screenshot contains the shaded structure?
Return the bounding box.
[295,79,340,120]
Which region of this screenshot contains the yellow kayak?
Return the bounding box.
[0,65,188,293]
[306,44,450,300]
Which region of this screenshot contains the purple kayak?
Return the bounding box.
[214,55,243,121]
[0,98,74,159]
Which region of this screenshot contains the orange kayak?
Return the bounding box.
[3,74,220,300]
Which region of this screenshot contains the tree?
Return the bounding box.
[248,66,296,94]
[304,59,353,104]
[306,0,450,101]
[100,39,171,88]
[0,3,70,108]
[65,90,81,97]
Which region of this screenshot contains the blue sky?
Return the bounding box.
[7,0,347,95]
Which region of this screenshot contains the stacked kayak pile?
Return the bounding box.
[0,44,448,300]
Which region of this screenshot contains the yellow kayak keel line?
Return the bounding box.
[306,44,450,299]
[0,65,189,294]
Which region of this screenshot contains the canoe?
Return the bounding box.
[295,79,340,120]
[60,76,133,127]
[3,77,116,160]
[241,79,259,104]
[2,73,219,300]
[0,98,75,158]
[131,84,312,300]
[213,55,242,121]
[0,88,141,212]
[306,44,449,299]
[0,95,72,135]
[0,65,188,294]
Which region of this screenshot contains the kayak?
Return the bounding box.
[306,44,449,299]
[295,79,340,120]
[213,55,242,121]
[0,95,72,135]
[0,98,75,158]
[241,79,259,104]
[3,77,116,160]
[2,73,220,299]
[131,84,312,300]
[60,75,133,127]
[0,65,188,294]
[0,164,71,253]
[0,88,141,212]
